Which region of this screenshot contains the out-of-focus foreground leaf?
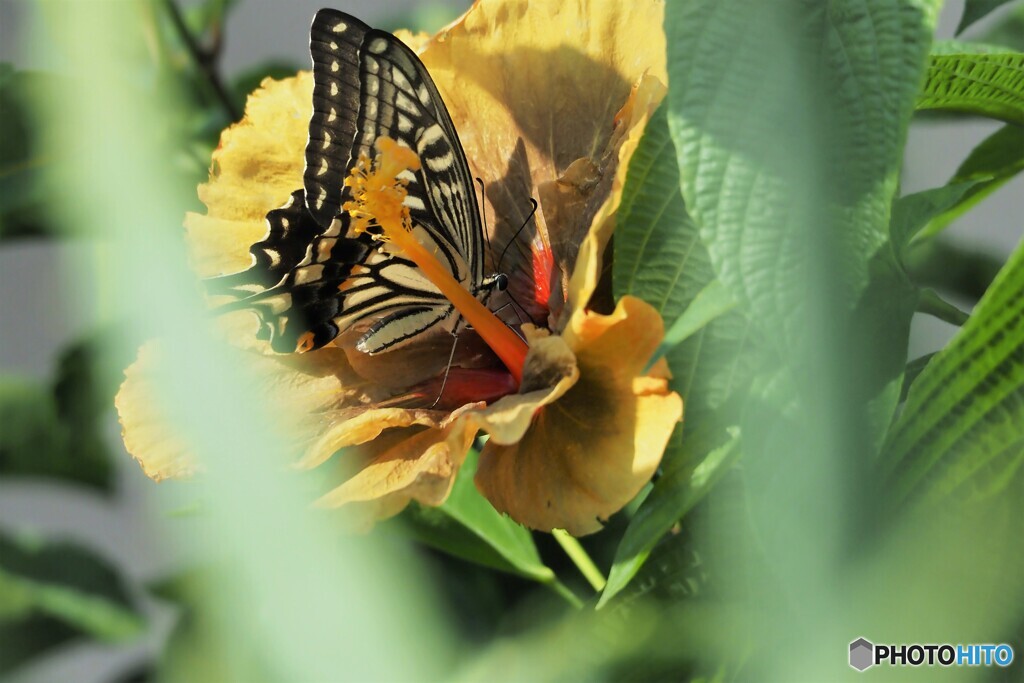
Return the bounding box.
[662,0,941,677]
[0,532,143,675]
[881,234,1024,509]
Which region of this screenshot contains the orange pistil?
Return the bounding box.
[343,136,528,385]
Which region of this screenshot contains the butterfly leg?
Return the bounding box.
[429,331,460,409]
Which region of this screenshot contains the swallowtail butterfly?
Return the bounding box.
[210,8,508,355]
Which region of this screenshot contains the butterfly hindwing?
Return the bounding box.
[206,189,372,353]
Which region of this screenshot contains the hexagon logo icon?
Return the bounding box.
[849,638,874,671]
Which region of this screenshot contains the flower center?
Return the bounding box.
[343,136,528,385]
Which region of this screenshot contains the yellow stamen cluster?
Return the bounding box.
[342,137,422,236]
[341,136,528,384]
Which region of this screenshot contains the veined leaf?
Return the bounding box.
[613,103,760,431]
[956,0,1019,35]
[917,51,1024,124]
[610,102,759,597]
[666,0,940,357]
[881,234,1024,507]
[918,124,1024,240]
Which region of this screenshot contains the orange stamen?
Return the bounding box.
[343,137,528,384]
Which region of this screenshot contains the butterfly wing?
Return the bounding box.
[305,9,485,285]
[209,10,489,355]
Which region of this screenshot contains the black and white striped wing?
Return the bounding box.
[207,10,491,355]
[206,189,371,353]
[305,8,485,287]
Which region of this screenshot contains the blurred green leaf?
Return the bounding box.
[599,428,740,608]
[183,0,239,36]
[0,532,143,674]
[917,50,1024,124]
[0,68,56,237]
[918,124,1024,240]
[956,0,1018,35]
[881,234,1024,508]
[149,568,275,683]
[978,3,1024,51]
[0,330,125,490]
[400,449,553,583]
[890,180,987,255]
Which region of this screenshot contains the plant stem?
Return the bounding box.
[917,289,970,326]
[545,578,584,609]
[159,0,241,122]
[553,529,606,593]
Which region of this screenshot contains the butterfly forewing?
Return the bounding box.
[306,9,485,284]
[210,10,498,355]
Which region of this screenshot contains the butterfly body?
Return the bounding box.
[209,9,507,356]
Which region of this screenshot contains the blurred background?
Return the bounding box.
[0,1,1021,682]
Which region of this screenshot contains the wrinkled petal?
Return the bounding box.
[473,297,682,535]
[314,405,480,529]
[297,406,459,470]
[563,74,667,321]
[421,0,667,310]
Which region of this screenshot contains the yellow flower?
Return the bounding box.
[116,0,680,536]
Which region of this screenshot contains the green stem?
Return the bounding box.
[545,578,584,609]
[158,0,241,122]
[552,529,607,593]
[917,288,970,326]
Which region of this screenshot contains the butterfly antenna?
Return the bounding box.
[496,198,538,274]
[475,178,496,270]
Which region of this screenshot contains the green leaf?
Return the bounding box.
[957,0,1018,35]
[0,330,124,490]
[0,533,143,674]
[647,281,737,372]
[917,50,1024,124]
[881,234,1024,508]
[890,180,988,255]
[0,69,67,238]
[918,124,1024,240]
[598,428,741,608]
[666,0,940,358]
[400,449,553,583]
[613,102,760,430]
[977,3,1024,51]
